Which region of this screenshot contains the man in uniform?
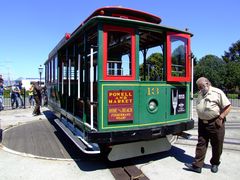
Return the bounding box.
[185,77,231,173]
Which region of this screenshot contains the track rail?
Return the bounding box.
[174,120,240,152]
[109,165,149,180]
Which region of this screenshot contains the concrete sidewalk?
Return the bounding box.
[0,107,240,180]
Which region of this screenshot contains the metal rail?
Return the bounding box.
[109,165,149,180]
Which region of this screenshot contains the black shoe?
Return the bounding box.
[211,165,218,173]
[184,163,202,173]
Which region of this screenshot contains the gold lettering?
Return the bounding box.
[109,108,117,113]
[147,88,151,96]
[147,87,160,96]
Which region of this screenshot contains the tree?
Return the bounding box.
[194,55,226,91]
[222,40,240,92]
[222,40,240,63]
[139,53,163,80]
[224,62,240,92]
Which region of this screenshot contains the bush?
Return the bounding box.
[3,89,11,98]
[3,88,29,98]
[227,94,238,99]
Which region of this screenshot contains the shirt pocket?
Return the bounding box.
[204,98,211,110]
[205,96,219,110]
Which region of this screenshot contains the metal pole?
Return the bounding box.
[190,54,194,120]
[40,73,42,106]
[23,88,26,109]
[90,47,94,129]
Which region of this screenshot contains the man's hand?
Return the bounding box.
[215,116,224,128]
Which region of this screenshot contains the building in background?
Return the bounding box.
[15,78,45,90]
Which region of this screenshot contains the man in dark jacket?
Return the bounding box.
[32,82,41,116]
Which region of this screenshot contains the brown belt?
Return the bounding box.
[199,117,218,124]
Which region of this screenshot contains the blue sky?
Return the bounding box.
[0,0,239,80]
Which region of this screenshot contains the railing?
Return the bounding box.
[1,96,239,112]
[229,99,240,107]
[193,98,240,107]
[0,88,35,110]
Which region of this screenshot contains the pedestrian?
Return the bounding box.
[0,74,3,84]
[16,82,24,107]
[185,77,231,173]
[32,82,42,116]
[28,83,34,108]
[0,82,4,111]
[11,84,19,109]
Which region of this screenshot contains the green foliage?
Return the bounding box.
[3,89,11,98]
[221,40,240,92]
[227,94,238,99]
[222,40,240,63]
[224,62,240,91]
[194,55,226,91]
[139,53,163,80]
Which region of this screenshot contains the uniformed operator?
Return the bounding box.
[185,77,231,173]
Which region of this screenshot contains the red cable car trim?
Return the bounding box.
[166,32,191,82]
[103,25,136,81]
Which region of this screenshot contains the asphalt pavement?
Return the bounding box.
[0,107,240,180]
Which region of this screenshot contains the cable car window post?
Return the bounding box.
[90,46,94,129]
[68,58,71,97]
[190,53,194,120]
[57,57,60,92]
[78,54,81,99]
[62,61,64,95]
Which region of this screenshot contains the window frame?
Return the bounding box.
[166,32,191,82]
[103,25,136,81]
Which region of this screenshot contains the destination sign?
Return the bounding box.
[108,90,134,122]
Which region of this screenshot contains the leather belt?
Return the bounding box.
[200,117,218,124]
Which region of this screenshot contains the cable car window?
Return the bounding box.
[51,58,54,82]
[45,64,49,83]
[103,25,136,80]
[166,33,191,82]
[63,65,67,80]
[107,31,131,76]
[48,61,51,82]
[139,30,164,81]
[55,56,58,81]
[170,37,186,77]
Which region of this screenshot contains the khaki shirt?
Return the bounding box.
[196,86,231,120]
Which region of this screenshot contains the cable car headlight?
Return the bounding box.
[148,99,158,113]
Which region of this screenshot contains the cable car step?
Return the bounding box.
[54,119,100,154]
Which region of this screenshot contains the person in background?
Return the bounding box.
[0,75,3,142]
[28,83,34,108]
[0,75,3,84]
[16,82,24,107]
[0,82,4,111]
[11,84,19,109]
[32,82,42,116]
[185,77,231,173]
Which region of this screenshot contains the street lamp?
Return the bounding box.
[38,65,43,86]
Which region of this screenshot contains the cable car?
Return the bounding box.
[44,6,194,161]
